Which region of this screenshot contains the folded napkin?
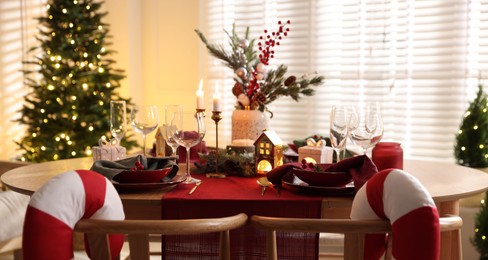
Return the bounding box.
[90,155,179,181]
[267,155,378,191]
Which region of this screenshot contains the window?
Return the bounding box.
[201,0,488,162]
[0,0,44,160]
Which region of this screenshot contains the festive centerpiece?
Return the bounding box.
[195,21,324,141]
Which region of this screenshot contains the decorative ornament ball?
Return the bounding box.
[235,67,247,79]
[239,39,249,49]
[256,63,267,73]
[256,73,265,80]
[237,93,251,106]
[232,82,244,97]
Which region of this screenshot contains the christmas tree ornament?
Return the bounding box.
[235,67,247,79]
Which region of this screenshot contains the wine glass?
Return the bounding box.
[330,105,351,162]
[110,100,127,143]
[130,105,159,156]
[169,110,206,184]
[349,102,382,155]
[164,105,182,157]
[367,102,383,148]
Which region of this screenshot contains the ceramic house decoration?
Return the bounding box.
[298,138,334,164]
[155,127,166,157]
[254,130,283,174]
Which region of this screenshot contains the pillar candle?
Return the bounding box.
[196,79,204,109]
[213,82,221,111]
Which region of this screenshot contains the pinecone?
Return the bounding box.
[253,91,266,104]
[284,75,296,86]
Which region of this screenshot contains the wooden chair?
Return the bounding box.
[251,214,463,260]
[75,212,248,260]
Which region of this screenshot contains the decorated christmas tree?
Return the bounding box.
[453,84,488,257]
[454,84,488,168]
[17,0,137,163]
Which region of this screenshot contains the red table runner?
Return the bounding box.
[161,175,323,260]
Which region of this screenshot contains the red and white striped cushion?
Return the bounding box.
[22,170,125,260]
[351,169,440,260]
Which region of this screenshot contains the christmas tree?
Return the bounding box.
[454,84,488,257]
[454,84,488,168]
[17,0,137,163]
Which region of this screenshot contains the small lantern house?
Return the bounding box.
[155,127,166,157]
[254,130,283,174]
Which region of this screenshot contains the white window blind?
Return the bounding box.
[0,0,44,160]
[201,0,485,162]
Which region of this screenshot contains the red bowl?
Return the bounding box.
[113,167,174,184]
[291,168,352,187]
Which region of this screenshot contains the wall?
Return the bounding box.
[99,0,202,149]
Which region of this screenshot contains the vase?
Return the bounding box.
[231,109,269,142]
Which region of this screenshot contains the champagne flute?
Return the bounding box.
[164,105,182,157]
[110,100,127,143]
[367,102,383,148]
[169,110,206,184]
[330,105,351,162]
[130,105,159,156]
[349,103,381,155]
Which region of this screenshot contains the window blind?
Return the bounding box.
[202,0,484,162]
[0,0,44,160]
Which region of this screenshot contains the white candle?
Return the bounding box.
[196,79,204,109]
[213,82,221,111]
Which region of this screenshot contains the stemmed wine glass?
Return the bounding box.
[130,105,159,156]
[110,100,127,143]
[164,105,182,157]
[349,102,383,155]
[330,105,351,162]
[169,110,206,184]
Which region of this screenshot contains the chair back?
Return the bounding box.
[251,168,463,260]
[22,170,125,260]
[75,213,248,260]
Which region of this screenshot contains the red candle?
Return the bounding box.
[372,142,403,171]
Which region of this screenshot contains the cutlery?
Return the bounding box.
[257,177,271,196]
[188,181,202,195]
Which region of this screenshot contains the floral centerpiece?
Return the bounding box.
[195,20,324,113]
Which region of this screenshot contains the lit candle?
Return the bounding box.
[213,82,221,111]
[196,79,204,109]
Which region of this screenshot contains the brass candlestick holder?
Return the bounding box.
[206,111,225,178]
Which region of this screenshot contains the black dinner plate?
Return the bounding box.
[111,176,185,191]
[282,180,356,196]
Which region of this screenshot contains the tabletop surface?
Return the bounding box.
[2,157,488,204]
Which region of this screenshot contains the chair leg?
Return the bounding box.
[266,230,277,260]
[344,233,363,260]
[219,230,231,260]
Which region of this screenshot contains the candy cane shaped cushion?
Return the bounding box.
[22,169,125,260]
[350,169,440,260]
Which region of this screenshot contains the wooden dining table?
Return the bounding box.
[2,156,488,259]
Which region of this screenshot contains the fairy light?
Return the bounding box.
[480,144,485,149]
[55,137,60,141]
[47,85,54,90]
[83,52,88,58]
[52,32,56,36]
[67,141,73,145]
[69,23,73,28]
[43,119,48,123]
[53,154,59,160]
[474,125,479,130]
[70,40,75,45]
[32,133,37,137]
[71,151,76,156]
[72,115,77,120]
[40,109,45,113]
[98,25,103,30]
[88,126,94,131]
[82,83,88,90]
[98,67,104,73]
[41,146,46,151]
[106,83,111,88]
[46,4,50,9]
[461,146,466,151]
[62,8,67,14]
[86,5,91,10]
[71,96,77,100]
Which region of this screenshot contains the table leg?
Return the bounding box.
[438,200,462,260]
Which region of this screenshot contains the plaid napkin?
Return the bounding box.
[267,155,378,191]
[90,155,178,181]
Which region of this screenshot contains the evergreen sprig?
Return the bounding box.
[195,23,324,112]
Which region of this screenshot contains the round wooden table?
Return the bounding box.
[2,157,488,259]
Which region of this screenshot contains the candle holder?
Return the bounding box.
[195,108,206,118]
[206,111,226,178]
